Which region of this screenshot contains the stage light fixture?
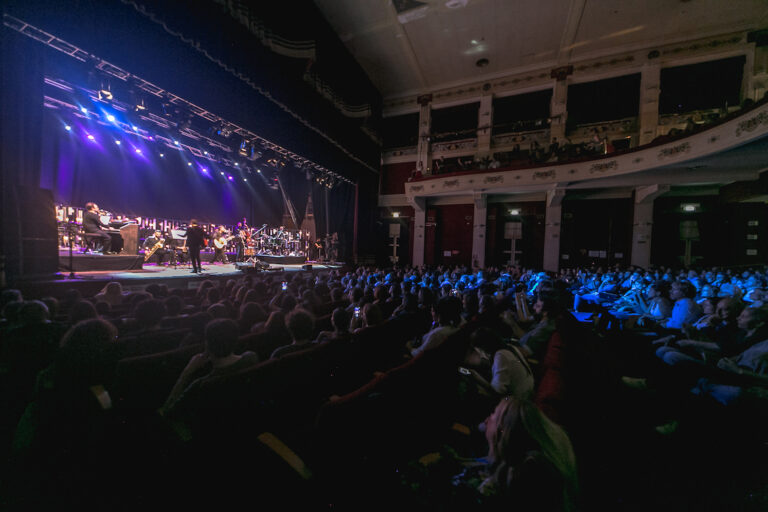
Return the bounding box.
[98,88,113,101]
[106,114,116,122]
[243,178,247,182]
[132,125,138,131]
[135,148,142,154]
[115,140,121,145]
[64,125,72,131]
[135,99,147,112]
[220,171,225,175]
[80,107,88,114]
[227,175,234,181]
[257,169,261,173]
[187,162,192,166]
[239,140,249,157]
[174,140,180,146]
[234,162,239,167]
[159,153,165,157]
[87,134,95,141]
[203,151,208,155]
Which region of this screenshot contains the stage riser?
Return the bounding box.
[59,253,144,272]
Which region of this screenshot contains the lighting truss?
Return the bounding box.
[4,13,355,185]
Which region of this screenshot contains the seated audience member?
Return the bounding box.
[410,296,462,357]
[271,309,316,358]
[316,307,352,343]
[663,281,703,330]
[206,303,230,319]
[164,295,185,318]
[178,312,213,347]
[68,300,99,325]
[464,328,534,399]
[504,291,562,360]
[238,302,266,334]
[656,305,768,367]
[163,318,258,412]
[248,310,292,360]
[12,319,119,465]
[404,398,577,510]
[352,303,384,332]
[94,282,125,307]
[132,299,168,333]
[635,281,673,326]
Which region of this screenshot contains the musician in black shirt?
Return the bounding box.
[82,202,113,253]
[183,219,208,274]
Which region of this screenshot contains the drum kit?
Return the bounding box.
[252,227,308,256]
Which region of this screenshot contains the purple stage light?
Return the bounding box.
[174,140,180,146]
[227,175,233,181]
[220,171,225,175]
[135,148,142,154]
[87,134,95,141]
[64,125,71,131]
[107,114,116,122]
[80,107,88,114]
[115,140,121,145]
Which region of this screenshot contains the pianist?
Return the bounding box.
[83,202,117,254]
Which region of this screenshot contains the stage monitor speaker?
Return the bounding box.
[235,262,260,273]
[302,264,312,271]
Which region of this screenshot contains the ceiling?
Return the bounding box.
[314,0,768,100]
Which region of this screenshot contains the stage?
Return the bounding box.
[20,258,345,299]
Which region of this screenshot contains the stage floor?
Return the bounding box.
[16,261,344,298]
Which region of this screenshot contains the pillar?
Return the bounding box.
[543,189,565,273]
[549,79,568,143]
[631,184,669,269]
[638,62,661,146]
[417,99,432,175]
[471,193,487,268]
[476,93,493,158]
[410,197,426,267]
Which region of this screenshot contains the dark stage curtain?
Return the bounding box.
[311,181,355,261]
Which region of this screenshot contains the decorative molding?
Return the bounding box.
[589,160,619,174]
[533,169,556,180]
[735,112,768,137]
[484,175,504,184]
[658,142,691,159]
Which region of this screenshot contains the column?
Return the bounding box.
[543,189,565,273]
[476,93,493,158]
[549,78,568,143]
[416,98,432,175]
[638,62,661,146]
[471,193,487,268]
[630,185,668,269]
[410,197,426,267]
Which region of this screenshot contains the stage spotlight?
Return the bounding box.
[98,88,113,101]
[257,169,261,173]
[159,153,165,157]
[80,107,88,114]
[243,178,247,182]
[132,125,139,131]
[135,148,142,154]
[174,140,180,146]
[201,168,208,174]
[187,162,192,166]
[135,99,147,112]
[234,162,239,167]
[87,134,95,141]
[227,175,234,181]
[64,125,72,131]
[203,151,208,155]
[115,140,121,145]
[220,171,225,175]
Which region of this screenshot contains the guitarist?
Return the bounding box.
[183,219,208,274]
[142,230,168,265]
[212,226,230,264]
